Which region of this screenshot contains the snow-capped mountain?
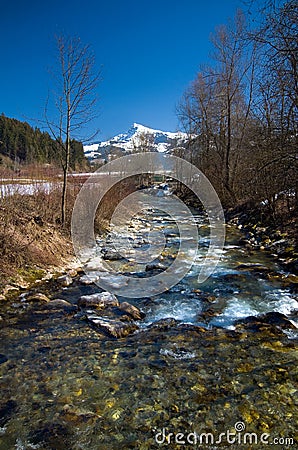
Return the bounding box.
[84,123,188,163]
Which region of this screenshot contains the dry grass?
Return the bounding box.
[0,186,76,289]
[0,174,137,289]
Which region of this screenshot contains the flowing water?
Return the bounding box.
[0,190,297,449]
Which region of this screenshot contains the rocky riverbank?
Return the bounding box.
[226,203,298,275]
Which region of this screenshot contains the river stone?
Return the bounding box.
[236,312,296,331]
[119,302,145,320]
[79,273,99,285]
[0,400,18,427]
[78,292,119,310]
[88,316,138,338]
[148,318,180,331]
[57,274,73,287]
[26,293,50,303]
[49,299,72,307]
[145,263,167,272]
[102,249,124,261]
[261,311,297,329]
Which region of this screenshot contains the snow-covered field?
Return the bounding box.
[0,180,59,197]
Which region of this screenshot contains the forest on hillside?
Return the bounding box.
[0,114,87,170]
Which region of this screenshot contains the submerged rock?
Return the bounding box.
[29,422,71,450]
[0,400,17,427]
[0,354,8,365]
[236,312,296,331]
[148,318,180,331]
[61,404,100,425]
[87,315,138,338]
[78,292,119,310]
[43,299,77,313]
[236,263,271,273]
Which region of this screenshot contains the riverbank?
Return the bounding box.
[177,186,297,275]
[0,177,133,297]
[1,190,297,299]
[0,189,76,296]
[226,201,298,275]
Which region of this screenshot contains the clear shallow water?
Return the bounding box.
[87,203,297,330]
[0,196,297,449]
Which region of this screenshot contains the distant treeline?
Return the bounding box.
[0,113,87,169]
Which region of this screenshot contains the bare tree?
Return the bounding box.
[46,35,100,225]
[248,0,298,213]
[179,10,256,205]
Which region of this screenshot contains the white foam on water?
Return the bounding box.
[160,347,196,360]
[209,288,298,329]
[259,290,298,316]
[143,296,202,326]
[209,298,259,328]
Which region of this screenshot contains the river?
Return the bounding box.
[0,187,297,449]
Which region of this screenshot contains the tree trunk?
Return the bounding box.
[61,107,71,226]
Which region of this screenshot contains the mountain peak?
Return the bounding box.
[84,123,188,162]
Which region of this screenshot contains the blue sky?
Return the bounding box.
[1,0,245,140]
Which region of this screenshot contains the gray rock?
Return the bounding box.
[78,292,119,309]
[87,316,138,338]
[145,263,167,272]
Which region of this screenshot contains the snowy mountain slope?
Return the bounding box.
[84,123,188,162]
